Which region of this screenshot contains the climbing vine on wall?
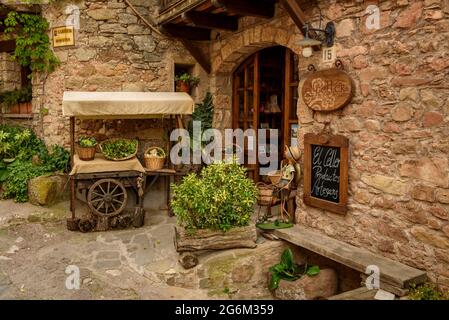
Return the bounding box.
[2,11,59,74]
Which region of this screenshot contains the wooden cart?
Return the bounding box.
[62,91,195,232]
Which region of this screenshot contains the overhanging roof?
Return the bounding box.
[62,91,195,119]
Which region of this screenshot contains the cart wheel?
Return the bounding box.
[78,218,95,233]
[87,178,127,217]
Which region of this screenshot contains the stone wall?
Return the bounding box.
[27,0,207,146]
[0,52,21,93]
[208,0,449,289]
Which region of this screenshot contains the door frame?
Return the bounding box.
[232,47,297,180]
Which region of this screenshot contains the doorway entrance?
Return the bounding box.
[232,46,299,181]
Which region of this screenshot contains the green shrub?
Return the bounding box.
[409,283,449,300]
[0,124,44,161]
[0,125,70,202]
[170,159,257,232]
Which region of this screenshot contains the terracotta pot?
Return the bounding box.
[177,81,190,94]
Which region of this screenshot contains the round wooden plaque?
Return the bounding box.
[302,68,354,111]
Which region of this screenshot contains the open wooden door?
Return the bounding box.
[283,49,299,149]
[232,53,260,181]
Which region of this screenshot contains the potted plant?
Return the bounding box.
[175,73,200,94]
[0,85,32,114]
[78,136,97,161]
[170,158,258,268]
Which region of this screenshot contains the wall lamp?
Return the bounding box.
[297,21,336,58]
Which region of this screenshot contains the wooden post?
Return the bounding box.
[69,117,76,219]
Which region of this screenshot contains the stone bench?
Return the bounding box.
[274,225,427,296]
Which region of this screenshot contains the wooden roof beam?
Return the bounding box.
[161,23,212,41]
[159,24,211,73]
[179,38,211,74]
[182,11,238,31]
[279,0,319,49]
[211,0,275,19]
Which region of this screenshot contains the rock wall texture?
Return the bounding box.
[208,0,449,289]
[3,0,448,289]
[17,0,206,146]
[0,52,21,93]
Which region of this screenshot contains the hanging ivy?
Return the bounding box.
[2,11,59,74]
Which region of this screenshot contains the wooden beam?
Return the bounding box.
[179,38,211,74]
[161,23,211,41]
[182,11,238,31]
[212,0,275,19]
[279,0,319,48]
[0,40,15,53]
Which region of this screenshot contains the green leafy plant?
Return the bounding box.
[2,11,59,74]
[268,248,320,290]
[0,124,70,202]
[170,158,257,232]
[78,136,97,148]
[0,84,32,108]
[100,139,138,160]
[175,73,200,86]
[188,92,214,146]
[0,124,44,162]
[408,283,449,300]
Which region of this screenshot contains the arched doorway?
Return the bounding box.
[232,46,299,181]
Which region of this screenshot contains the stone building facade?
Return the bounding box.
[1,0,449,289]
[0,52,21,92]
[207,0,449,289]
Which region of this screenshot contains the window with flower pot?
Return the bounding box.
[174,63,198,95]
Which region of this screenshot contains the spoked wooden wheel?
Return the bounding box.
[87,179,127,217]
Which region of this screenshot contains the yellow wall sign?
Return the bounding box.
[52,26,75,48]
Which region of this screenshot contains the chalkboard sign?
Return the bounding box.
[311,145,340,203]
[304,134,348,214]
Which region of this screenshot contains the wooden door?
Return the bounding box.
[233,53,260,181]
[283,50,299,149]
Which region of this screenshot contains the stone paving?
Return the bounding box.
[0,199,214,299]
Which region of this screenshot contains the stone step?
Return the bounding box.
[274,225,427,288]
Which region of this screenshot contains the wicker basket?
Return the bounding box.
[77,146,96,161]
[256,182,277,205]
[99,138,138,161]
[144,146,166,170]
[267,170,282,185]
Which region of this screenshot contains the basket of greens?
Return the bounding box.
[99,138,138,161]
[78,136,97,161]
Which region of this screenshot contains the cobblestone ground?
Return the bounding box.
[0,200,212,299]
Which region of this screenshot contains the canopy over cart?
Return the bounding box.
[62,91,195,232]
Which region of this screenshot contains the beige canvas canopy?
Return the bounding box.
[62,91,195,119]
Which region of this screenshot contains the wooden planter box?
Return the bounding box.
[7,102,32,114]
[174,224,257,252]
[174,224,258,269]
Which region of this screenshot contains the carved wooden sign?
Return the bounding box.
[302,68,353,111]
[303,133,349,215]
